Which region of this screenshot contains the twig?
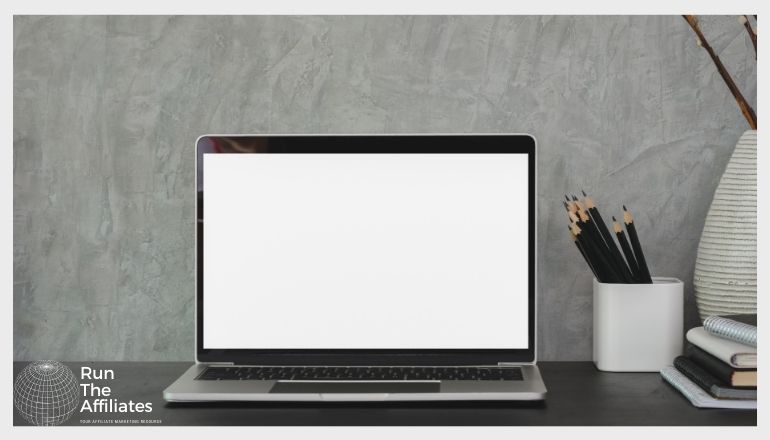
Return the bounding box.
[740,15,757,58]
[682,15,757,130]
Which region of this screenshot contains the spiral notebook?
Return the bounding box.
[661,367,756,409]
[703,314,757,348]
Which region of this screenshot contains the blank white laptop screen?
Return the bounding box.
[203,153,529,349]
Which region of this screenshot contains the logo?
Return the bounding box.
[14,361,80,426]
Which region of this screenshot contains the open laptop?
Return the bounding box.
[163,134,546,402]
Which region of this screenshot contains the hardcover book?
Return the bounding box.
[674,356,756,400]
[688,345,756,387]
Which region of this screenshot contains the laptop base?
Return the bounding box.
[164,364,546,402]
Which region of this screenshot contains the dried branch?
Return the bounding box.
[740,15,757,58]
[682,15,757,130]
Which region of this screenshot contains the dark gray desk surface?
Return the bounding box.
[12,362,756,426]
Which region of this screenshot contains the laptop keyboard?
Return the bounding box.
[196,366,523,381]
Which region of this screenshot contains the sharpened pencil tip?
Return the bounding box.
[623,205,627,211]
[581,190,587,197]
[563,201,569,210]
[612,216,617,221]
[565,194,570,201]
[572,195,578,201]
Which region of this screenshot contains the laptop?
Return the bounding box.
[163,134,546,402]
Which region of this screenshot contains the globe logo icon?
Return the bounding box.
[14,361,80,426]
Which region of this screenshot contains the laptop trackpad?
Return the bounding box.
[270,382,440,393]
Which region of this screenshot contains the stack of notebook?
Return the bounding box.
[661,314,757,409]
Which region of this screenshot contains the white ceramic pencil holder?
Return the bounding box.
[593,277,684,372]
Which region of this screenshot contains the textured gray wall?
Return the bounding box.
[14,16,757,361]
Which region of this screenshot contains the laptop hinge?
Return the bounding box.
[497,362,521,366]
[199,361,235,366]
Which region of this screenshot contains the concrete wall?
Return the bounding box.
[13,16,757,361]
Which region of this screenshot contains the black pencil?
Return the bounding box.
[571,195,587,215]
[582,191,635,282]
[567,197,577,214]
[564,206,602,280]
[565,202,579,223]
[623,206,652,283]
[576,193,607,246]
[582,190,615,249]
[613,216,640,281]
[581,223,623,283]
[570,226,598,279]
[571,223,606,282]
[571,223,622,283]
[573,199,631,282]
[570,207,611,280]
[574,207,604,254]
[578,203,607,248]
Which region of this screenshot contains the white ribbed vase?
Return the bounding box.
[694,130,757,320]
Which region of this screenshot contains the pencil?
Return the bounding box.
[623,206,652,283]
[572,197,632,282]
[582,191,635,282]
[570,222,605,281]
[565,205,606,277]
[582,190,614,248]
[567,198,577,214]
[571,223,622,283]
[575,207,610,262]
[613,216,640,281]
[570,226,598,279]
[576,195,614,255]
[572,195,587,214]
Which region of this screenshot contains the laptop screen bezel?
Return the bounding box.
[195,134,536,365]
